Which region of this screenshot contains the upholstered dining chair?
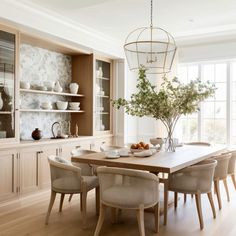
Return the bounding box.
[184,142,211,146]
[100,144,123,152]
[221,150,236,190]
[212,153,231,209]
[45,155,99,228]
[69,149,98,203]
[94,167,160,236]
[167,159,217,230]
[183,142,211,202]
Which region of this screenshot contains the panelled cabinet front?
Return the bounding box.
[0,150,18,201]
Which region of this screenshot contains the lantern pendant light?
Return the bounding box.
[124,0,177,74]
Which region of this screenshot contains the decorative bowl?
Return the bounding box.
[56,101,68,110]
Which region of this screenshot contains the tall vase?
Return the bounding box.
[0,92,3,110]
[162,120,178,152]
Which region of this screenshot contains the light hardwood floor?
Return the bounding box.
[0,182,236,236]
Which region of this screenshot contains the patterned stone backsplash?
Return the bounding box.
[20,44,72,140]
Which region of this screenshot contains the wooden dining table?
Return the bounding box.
[72,145,225,225]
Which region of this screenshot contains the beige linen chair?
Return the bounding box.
[222,150,236,190]
[69,149,98,203]
[94,167,160,236]
[184,142,211,146]
[167,159,217,230]
[45,155,99,228]
[183,141,211,202]
[212,153,231,209]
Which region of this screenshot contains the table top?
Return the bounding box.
[71,145,226,174]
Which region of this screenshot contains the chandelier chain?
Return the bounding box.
[150,0,153,27]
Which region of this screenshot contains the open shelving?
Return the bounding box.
[20,88,84,97]
[20,109,85,113]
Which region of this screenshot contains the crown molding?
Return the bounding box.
[0,0,124,58]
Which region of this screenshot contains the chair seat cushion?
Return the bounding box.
[102,185,157,209]
[52,176,98,193]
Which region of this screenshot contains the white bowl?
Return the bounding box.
[69,102,80,109]
[56,101,68,110]
[20,81,30,89]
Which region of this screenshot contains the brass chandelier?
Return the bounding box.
[124,0,177,74]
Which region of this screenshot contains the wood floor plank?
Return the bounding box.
[0,182,236,236]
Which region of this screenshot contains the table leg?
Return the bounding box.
[162,176,169,225]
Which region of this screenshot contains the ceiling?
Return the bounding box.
[19,0,236,45]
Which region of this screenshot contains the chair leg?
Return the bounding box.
[163,184,169,225]
[207,192,216,219]
[81,186,88,229]
[96,186,100,215]
[68,194,73,202]
[94,203,106,236]
[137,205,145,236]
[231,174,236,190]
[154,202,160,233]
[184,193,187,203]
[195,193,204,230]
[45,191,56,225]
[214,179,222,210]
[174,192,178,209]
[223,179,230,202]
[111,207,118,224]
[59,193,65,212]
[80,193,83,212]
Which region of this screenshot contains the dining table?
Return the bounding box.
[71,145,226,225]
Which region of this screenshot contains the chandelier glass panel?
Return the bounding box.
[124,0,177,74]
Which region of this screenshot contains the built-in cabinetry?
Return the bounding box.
[0,25,19,142]
[0,24,115,205]
[0,135,113,203]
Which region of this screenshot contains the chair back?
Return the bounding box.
[71,149,97,176]
[100,145,122,152]
[213,153,231,180]
[169,159,217,194]
[97,167,159,208]
[48,155,82,191]
[222,150,236,174]
[184,142,211,146]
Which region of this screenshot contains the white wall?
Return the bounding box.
[178,40,236,63]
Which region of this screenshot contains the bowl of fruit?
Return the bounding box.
[130,142,150,153]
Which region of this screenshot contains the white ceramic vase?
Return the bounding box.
[69,83,79,94]
[54,81,63,93]
[0,92,3,110]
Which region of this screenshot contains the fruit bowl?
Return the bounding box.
[130,142,150,153]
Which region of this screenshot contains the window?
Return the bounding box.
[177,61,234,145]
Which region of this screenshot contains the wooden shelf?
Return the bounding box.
[20,109,85,113]
[95,112,109,115]
[0,111,13,114]
[20,88,85,97]
[96,95,109,98]
[96,77,110,81]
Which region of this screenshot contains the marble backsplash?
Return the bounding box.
[20,44,72,140]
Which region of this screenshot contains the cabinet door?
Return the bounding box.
[94,57,113,135]
[20,148,40,194]
[0,150,18,201]
[60,143,77,160]
[39,146,57,189]
[0,26,19,142]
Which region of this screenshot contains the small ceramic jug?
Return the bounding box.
[69,83,79,94]
[54,81,63,93]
